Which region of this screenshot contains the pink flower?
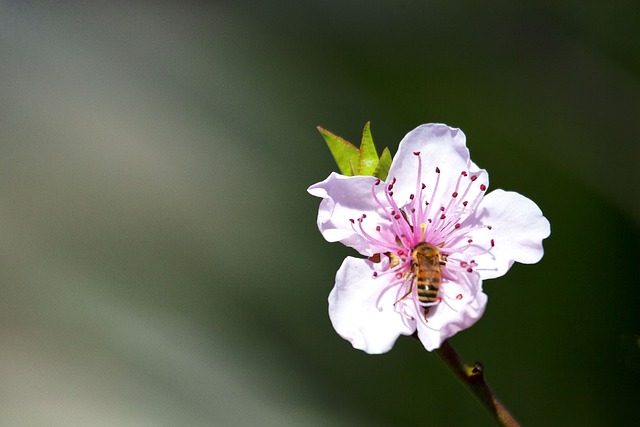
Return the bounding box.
[308,124,550,354]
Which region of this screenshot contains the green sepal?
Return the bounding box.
[317,122,392,179]
[374,147,392,181]
[357,122,379,175]
[317,126,359,176]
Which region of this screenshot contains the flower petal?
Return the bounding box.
[308,173,389,256]
[328,257,415,354]
[386,124,488,206]
[465,189,550,280]
[415,272,488,351]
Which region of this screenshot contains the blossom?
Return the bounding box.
[308,124,550,354]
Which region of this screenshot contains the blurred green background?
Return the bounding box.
[1,1,639,426]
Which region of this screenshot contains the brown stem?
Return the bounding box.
[433,339,521,427]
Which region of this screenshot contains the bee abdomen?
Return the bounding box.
[417,279,440,302]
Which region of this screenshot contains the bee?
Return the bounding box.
[397,242,447,319]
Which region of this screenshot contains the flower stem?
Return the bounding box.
[433,339,521,427]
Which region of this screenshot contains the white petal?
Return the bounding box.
[387,124,488,206]
[466,189,551,280]
[308,173,392,256]
[415,272,488,351]
[328,257,415,354]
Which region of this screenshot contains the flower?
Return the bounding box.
[308,124,550,354]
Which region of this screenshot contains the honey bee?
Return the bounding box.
[397,242,447,319]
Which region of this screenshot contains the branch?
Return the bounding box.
[433,339,521,427]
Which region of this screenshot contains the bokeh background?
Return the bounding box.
[1,1,639,426]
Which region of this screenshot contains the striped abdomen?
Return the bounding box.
[411,242,443,318]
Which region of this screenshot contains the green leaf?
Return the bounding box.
[317,126,359,176]
[374,147,392,181]
[357,121,379,175]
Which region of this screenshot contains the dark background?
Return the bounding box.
[1,1,639,426]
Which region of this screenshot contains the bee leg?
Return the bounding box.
[394,282,413,307]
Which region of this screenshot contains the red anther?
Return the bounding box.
[421,183,426,189]
[394,214,401,220]
[440,214,446,220]
[376,226,381,231]
[435,167,441,173]
[413,151,420,156]
[471,175,477,181]
[480,184,486,191]
[374,178,381,185]
[461,171,468,176]
[392,177,397,184]
[349,219,355,223]
[467,239,473,243]
[388,184,394,191]
[491,239,495,247]
[409,194,415,200]
[487,225,492,230]
[454,223,461,229]
[395,272,403,279]
[467,267,473,273]
[397,250,405,256]
[460,261,468,267]
[456,294,463,300]
[389,191,394,196]
[373,272,378,277]
[411,208,415,213]
[440,206,445,211]
[462,201,468,207]
[452,191,458,197]
[361,214,367,218]
[428,219,432,223]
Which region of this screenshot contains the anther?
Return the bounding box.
[461,171,468,176]
[491,239,495,247]
[413,151,420,156]
[462,201,468,207]
[349,219,355,224]
[480,184,486,191]
[440,214,446,220]
[460,261,468,267]
[454,223,461,229]
[374,179,381,185]
[409,194,414,200]
[376,226,381,231]
[471,175,477,181]
[467,267,473,273]
[435,167,440,173]
[487,225,492,230]
[452,191,458,198]
[456,294,463,300]
[421,183,426,190]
